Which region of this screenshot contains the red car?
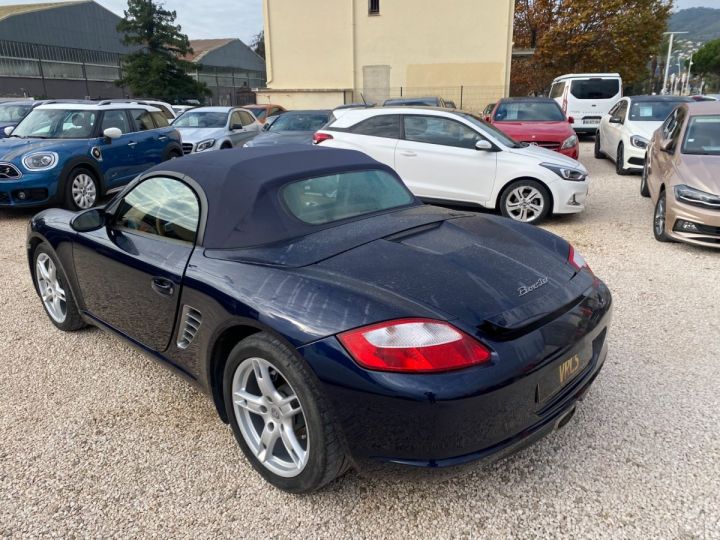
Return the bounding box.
[486,97,579,160]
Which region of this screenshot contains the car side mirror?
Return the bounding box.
[484,116,491,123]
[475,140,494,151]
[231,123,244,131]
[3,126,13,136]
[103,127,122,141]
[609,116,622,124]
[567,116,575,124]
[70,208,107,232]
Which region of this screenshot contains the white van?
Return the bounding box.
[549,73,622,134]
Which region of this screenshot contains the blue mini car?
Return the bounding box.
[0,102,183,210]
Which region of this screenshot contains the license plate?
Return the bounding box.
[536,353,591,403]
[584,119,600,125]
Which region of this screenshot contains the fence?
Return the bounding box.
[346,85,508,113]
[0,39,266,105]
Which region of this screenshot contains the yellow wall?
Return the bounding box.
[263,0,514,111]
[255,90,348,110]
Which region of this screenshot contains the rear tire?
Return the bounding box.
[616,143,630,176]
[594,133,606,159]
[223,333,347,493]
[499,179,551,225]
[653,190,673,243]
[640,160,651,198]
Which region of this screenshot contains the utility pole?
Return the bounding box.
[662,31,688,95]
[684,53,694,95]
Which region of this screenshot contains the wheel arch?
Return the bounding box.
[57,158,104,203]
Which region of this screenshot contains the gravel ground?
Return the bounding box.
[1,141,719,539]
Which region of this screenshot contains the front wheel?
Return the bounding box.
[499,179,551,224]
[653,190,673,243]
[64,168,99,210]
[223,333,347,493]
[33,243,85,331]
[640,160,651,198]
[616,143,630,176]
[594,133,606,159]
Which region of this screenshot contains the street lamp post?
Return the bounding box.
[662,31,688,95]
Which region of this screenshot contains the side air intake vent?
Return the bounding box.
[177,305,202,349]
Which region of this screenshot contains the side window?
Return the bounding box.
[614,101,628,122]
[239,111,255,126]
[350,115,401,138]
[549,82,565,99]
[403,115,481,149]
[229,111,243,128]
[156,104,174,120]
[270,107,282,116]
[608,103,619,116]
[662,110,678,140]
[668,109,686,150]
[100,110,130,134]
[114,177,200,243]
[151,112,169,127]
[130,109,155,131]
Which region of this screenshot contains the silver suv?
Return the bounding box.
[173,106,262,154]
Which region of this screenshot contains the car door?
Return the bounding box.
[96,109,136,188]
[604,99,628,159]
[227,110,247,146]
[128,109,161,170]
[233,110,261,145]
[653,107,685,187]
[342,114,401,168]
[72,176,200,352]
[395,114,497,204]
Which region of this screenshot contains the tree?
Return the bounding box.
[511,0,672,96]
[693,39,720,77]
[250,30,265,60]
[117,0,209,102]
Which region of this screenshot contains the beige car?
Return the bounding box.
[642,101,720,248]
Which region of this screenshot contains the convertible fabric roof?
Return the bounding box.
[146,145,418,249]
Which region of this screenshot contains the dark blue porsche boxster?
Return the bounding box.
[27,145,612,493]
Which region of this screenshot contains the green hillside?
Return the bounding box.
[669,7,720,43]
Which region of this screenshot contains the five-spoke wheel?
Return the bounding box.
[35,252,67,324]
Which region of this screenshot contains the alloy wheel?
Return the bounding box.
[71,173,97,209]
[232,357,309,477]
[35,253,67,323]
[654,194,666,237]
[505,186,545,222]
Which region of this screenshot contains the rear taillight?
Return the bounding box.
[313,132,333,145]
[338,318,491,373]
[568,244,591,272]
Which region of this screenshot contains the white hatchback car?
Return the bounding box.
[314,107,589,224]
[595,95,693,175]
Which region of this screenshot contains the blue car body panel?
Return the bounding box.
[25,147,612,471]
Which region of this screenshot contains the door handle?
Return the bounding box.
[151,277,175,296]
[128,141,137,147]
[158,136,168,141]
[400,151,417,157]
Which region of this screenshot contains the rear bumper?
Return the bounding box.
[299,280,612,471]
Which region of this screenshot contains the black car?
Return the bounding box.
[383,96,448,107]
[27,146,612,493]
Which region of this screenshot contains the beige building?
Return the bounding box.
[258,0,515,111]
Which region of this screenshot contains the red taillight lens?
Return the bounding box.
[313,132,333,145]
[568,244,591,272]
[338,318,491,373]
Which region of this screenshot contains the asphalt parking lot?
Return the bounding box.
[1,141,719,539]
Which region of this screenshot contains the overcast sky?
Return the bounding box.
[0,0,715,43]
[0,0,264,43]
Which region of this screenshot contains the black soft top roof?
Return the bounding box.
[144,145,418,249]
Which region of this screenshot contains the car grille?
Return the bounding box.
[0,163,21,180]
[528,141,560,150]
[182,143,194,155]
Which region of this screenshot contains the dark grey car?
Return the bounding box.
[244,110,331,147]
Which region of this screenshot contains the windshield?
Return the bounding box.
[460,112,523,148]
[173,111,228,128]
[493,101,565,122]
[11,109,97,139]
[269,112,329,132]
[243,107,267,121]
[629,100,684,122]
[0,103,32,123]
[682,115,720,155]
[283,169,414,225]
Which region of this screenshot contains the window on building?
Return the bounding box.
[369,0,380,15]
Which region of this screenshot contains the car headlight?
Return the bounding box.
[630,135,649,149]
[561,135,578,150]
[674,184,720,209]
[22,151,58,171]
[540,162,587,181]
[195,139,216,152]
